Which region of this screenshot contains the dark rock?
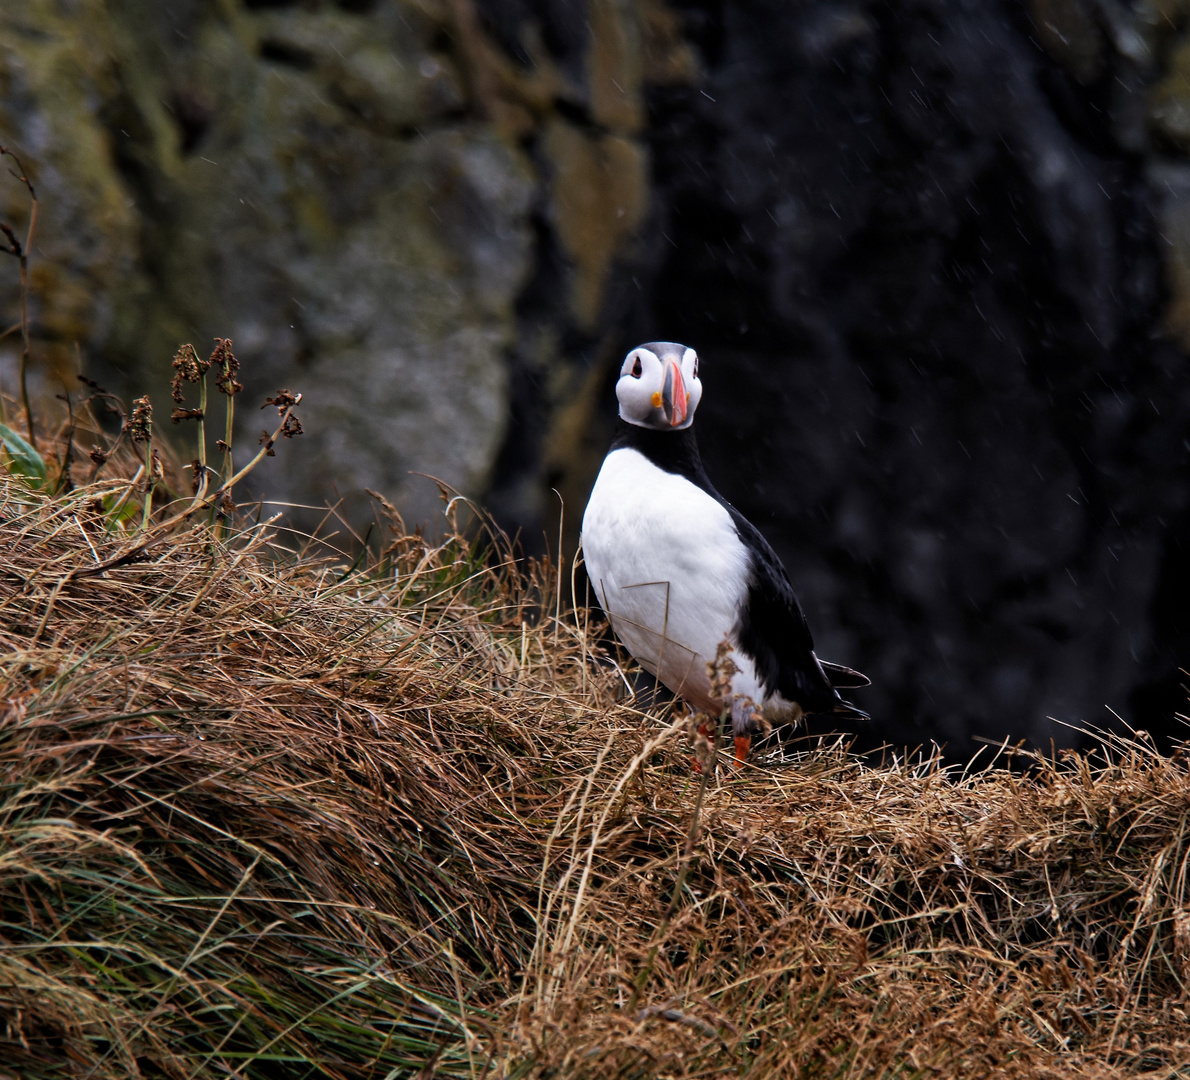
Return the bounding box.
[612,0,1190,754]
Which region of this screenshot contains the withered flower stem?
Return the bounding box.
[194,374,209,506]
[143,415,155,531]
[210,338,241,489]
[124,395,155,529]
[223,393,234,488]
[170,343,211,503]
[155,394,302,534]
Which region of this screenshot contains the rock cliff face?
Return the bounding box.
[1,0,1188,753]
[1,0,535,526]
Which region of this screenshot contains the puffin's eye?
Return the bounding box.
[692,355,699,378]
[631,356,643,378]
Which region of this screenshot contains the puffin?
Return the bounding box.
[581,341,869,767]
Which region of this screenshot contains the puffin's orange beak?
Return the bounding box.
[663,360,688,427]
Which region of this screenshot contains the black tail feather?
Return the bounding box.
[831,698,870,722]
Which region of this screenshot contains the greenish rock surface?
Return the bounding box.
[0,1,541,525]
[0,0,694,527]
[0,2,142,375]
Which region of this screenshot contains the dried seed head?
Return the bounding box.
[216,439,230,453]
[170,343,207,403]
[190,458,203,495]
[690,720,714,771]
[262,388,300,412]
[126,396,152,443]
[259,430,276,457]
[211,338,242,396]
[150,448,164,482]
[708,638,738,703]
[281,413,303,438]
[171,408,204,424]
[89,445,109,466]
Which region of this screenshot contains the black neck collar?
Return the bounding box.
[610,418,716,493]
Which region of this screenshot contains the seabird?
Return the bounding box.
[581,341,869,767]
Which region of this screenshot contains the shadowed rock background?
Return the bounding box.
[2,0,1189,756]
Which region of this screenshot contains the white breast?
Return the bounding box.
[581,448,766,712]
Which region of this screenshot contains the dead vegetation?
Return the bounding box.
[3,425,1190,1080]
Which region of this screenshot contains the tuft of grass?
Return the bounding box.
[3,429,1190,1078]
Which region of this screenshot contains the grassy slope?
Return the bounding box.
[3,470,1190,1079]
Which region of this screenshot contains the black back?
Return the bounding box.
[609,420,842,712]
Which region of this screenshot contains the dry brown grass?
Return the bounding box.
[3,441,1190,1079]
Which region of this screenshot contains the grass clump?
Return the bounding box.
[2,426,1190,1079]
